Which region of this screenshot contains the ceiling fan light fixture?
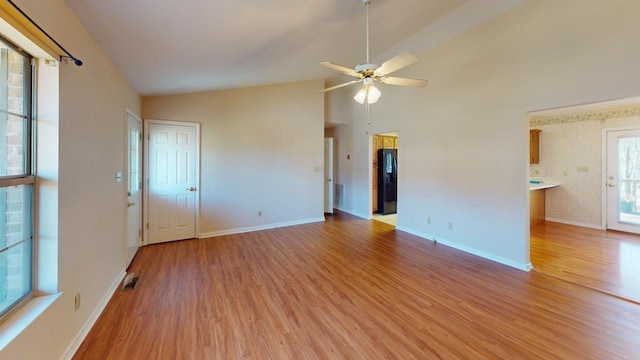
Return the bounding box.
[367,85,381,103]
[354,77,380,104]
[354,87,367,104]
[354,84,381,104]
[318,0,427,113]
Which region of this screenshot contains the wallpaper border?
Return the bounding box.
[530,106,640,126]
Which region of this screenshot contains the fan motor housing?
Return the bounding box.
[355,63,378,76]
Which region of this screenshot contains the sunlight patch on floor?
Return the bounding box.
[373,213,397,226]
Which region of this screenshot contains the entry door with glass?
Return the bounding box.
[606,129,640,233]
[126,111,142,267]
[324,137,334,214]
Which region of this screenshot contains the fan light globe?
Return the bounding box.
[354,88,367,104]
[367,85,381,103]
[354,84,381,104]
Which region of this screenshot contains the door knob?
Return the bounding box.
[127,202,136,207]
[186,187,196,191]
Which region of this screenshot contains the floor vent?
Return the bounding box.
[122,273,141,291]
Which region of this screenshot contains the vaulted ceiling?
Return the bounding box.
[65,0,467,96]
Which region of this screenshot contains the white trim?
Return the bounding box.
[125,108,142,267]
[544,217,604,230]
[199,217,325,239]
[61,268,126,360]
[396,225,532,272]
[602,127,608,229]
[368,134,373,217]
[0,293,62,351]
[143,119,201,246]
[601,126,640,231]
[324,138,335,214]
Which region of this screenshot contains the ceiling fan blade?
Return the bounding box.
[316,79,361,93]
[320,62,360,78]
[379,76,428,88]
[375,52,419,76]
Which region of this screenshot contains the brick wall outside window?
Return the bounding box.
[0,49,28,308]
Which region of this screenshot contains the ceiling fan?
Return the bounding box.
[318,0,428,105]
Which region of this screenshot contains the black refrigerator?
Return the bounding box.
[377,149,397,215]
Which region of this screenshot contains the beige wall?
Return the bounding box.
[328,0,640,269]
[4,0,640,358]
[2,0,140,359]
[142,80,325,236]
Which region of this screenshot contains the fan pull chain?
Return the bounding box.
[365,0,370,64]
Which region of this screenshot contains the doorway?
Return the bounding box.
[528,98,640,304]
[371,132,398,226]
[143,119,200,245]
[324,137,334,214]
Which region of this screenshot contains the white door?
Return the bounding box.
[606,129,640,233]
[324,137,334,214]
[126,111,142,266]
[145,121,199,244]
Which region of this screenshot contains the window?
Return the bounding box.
[0,36,33,320]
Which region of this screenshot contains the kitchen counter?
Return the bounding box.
[529,180,560,225]
[529,180,561,191]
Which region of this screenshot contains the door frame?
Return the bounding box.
[143,119,201,245]
[602,126,640,232]
[125,108,143,266]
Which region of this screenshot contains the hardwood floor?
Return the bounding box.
[74,212,640,359]
[531,221,640,304]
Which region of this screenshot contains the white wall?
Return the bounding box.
[1,0,140,359]
[142,80,325,236]
[328,0,640,269]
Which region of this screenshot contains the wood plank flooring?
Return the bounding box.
[531,221,640,303]
[73,212,640,359]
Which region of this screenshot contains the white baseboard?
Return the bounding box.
[199,217,325,238]
[544,217,604,230]
[60,267,126,360]
[395,225,532,272]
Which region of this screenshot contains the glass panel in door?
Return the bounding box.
[606,129,640,233]
[617,135,640,225]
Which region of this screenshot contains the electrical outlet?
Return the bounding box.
[448,222,453,230]
[74,293,81,310]
[427,217,431,224]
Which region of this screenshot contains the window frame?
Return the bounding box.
[0,34,35,322]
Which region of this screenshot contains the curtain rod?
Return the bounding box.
[7,0,83,66]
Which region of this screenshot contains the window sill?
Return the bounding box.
[0,292,62,350]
